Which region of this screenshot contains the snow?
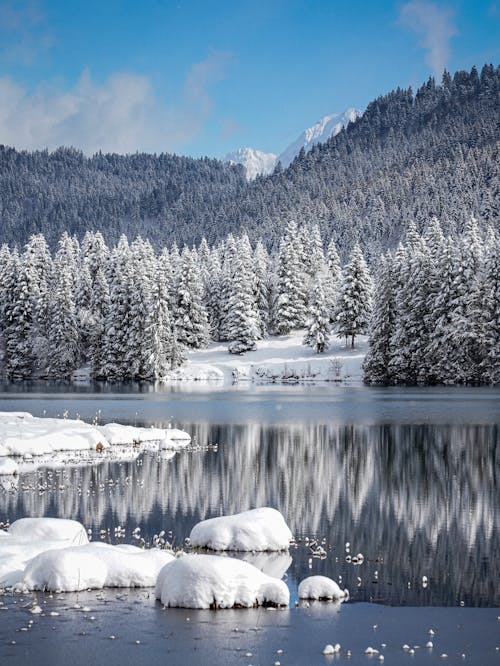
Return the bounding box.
[278,108,361,168]
[8,517,89,543]
[166,331,367,384]
[224,147,277,180]
[298,575,349,601]
[0,457,18,475]
[0,518,174,590]
[0,518,89,588]
[190,507,293,551]
[226,108,362,177]
[23,543,174,592]
[155,553,290,609]
[0,412,191,458]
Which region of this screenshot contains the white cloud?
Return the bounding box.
[399,1,458,77]
[0,52,233,154]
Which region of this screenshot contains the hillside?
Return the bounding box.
[0,65,498,254]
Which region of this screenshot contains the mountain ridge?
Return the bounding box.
[0,64,497,254]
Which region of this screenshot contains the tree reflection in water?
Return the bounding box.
[1,422,498,607]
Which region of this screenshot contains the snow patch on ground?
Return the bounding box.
[189,507,293,551]
[155,553,290,609]
[166,332,367,385]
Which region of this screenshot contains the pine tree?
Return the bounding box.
[273,221,308,334]
[174,247,209,349]
[226,241,260,354]
[47,256,80,378]
[478,232,500,383]
[303,278,330,353]
[363,254,396,383]
[334,243,372,348]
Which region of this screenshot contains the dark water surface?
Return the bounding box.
[1,385,499,663]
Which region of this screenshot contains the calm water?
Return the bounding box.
[0,385,499,664]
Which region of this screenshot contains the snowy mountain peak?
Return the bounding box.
[224,147,277,181]
[277,108,361,168]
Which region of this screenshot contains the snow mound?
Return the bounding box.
[1,518,89,588]
[155,553,290,609]
[0,458,18,475]
[8,517,89,544]
[298,575,349,601]
[189,508,293,551]
[23,543,174,592]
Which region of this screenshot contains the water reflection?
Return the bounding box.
[1,422,498,607]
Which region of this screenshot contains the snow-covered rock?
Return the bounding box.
[0,412,190,457]
[189,508,293,551]
[224,147,277,180]
[155,553,290,609]
[23,543,174,592]
[298,575,349,601]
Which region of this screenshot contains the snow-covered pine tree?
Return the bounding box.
[303,278,330,353]
[334,243,372,348]
[46,240,80,377]
[226,237,260,354]
[99,236,133,380]
[254,240,272,338]
[363,253,396,383]
[424,237,461,383]
[204,248,223,341]
[447,217,484,383]
[390,224,431,383]
[325,239,342,321]
[174,247,209,349]
[218,234,237,341]
[479,231,500,383]
[273,221,308,334]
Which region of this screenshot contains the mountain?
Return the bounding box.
[224,147,277,180]
[277,108,361,168]
[0,65,498,253]
[224,108,360,179]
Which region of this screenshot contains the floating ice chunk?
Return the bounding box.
[155,553,290,609]
[23,542,174,592]
[189,508,292,552]
[298,575,349,601]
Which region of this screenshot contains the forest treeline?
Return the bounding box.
[0,65,498,256]
[0,217,498,385]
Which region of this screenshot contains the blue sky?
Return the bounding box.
[0,0,498,158]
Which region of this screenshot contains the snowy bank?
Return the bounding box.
[165,331,367,384]
[0,412,190,460]
[298,575,349,601]
[155,553,290,609]
[189,508,293,551]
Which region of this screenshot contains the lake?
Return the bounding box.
[0,384,499,664]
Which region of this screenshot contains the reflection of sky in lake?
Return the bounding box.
[2,393,498,607]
